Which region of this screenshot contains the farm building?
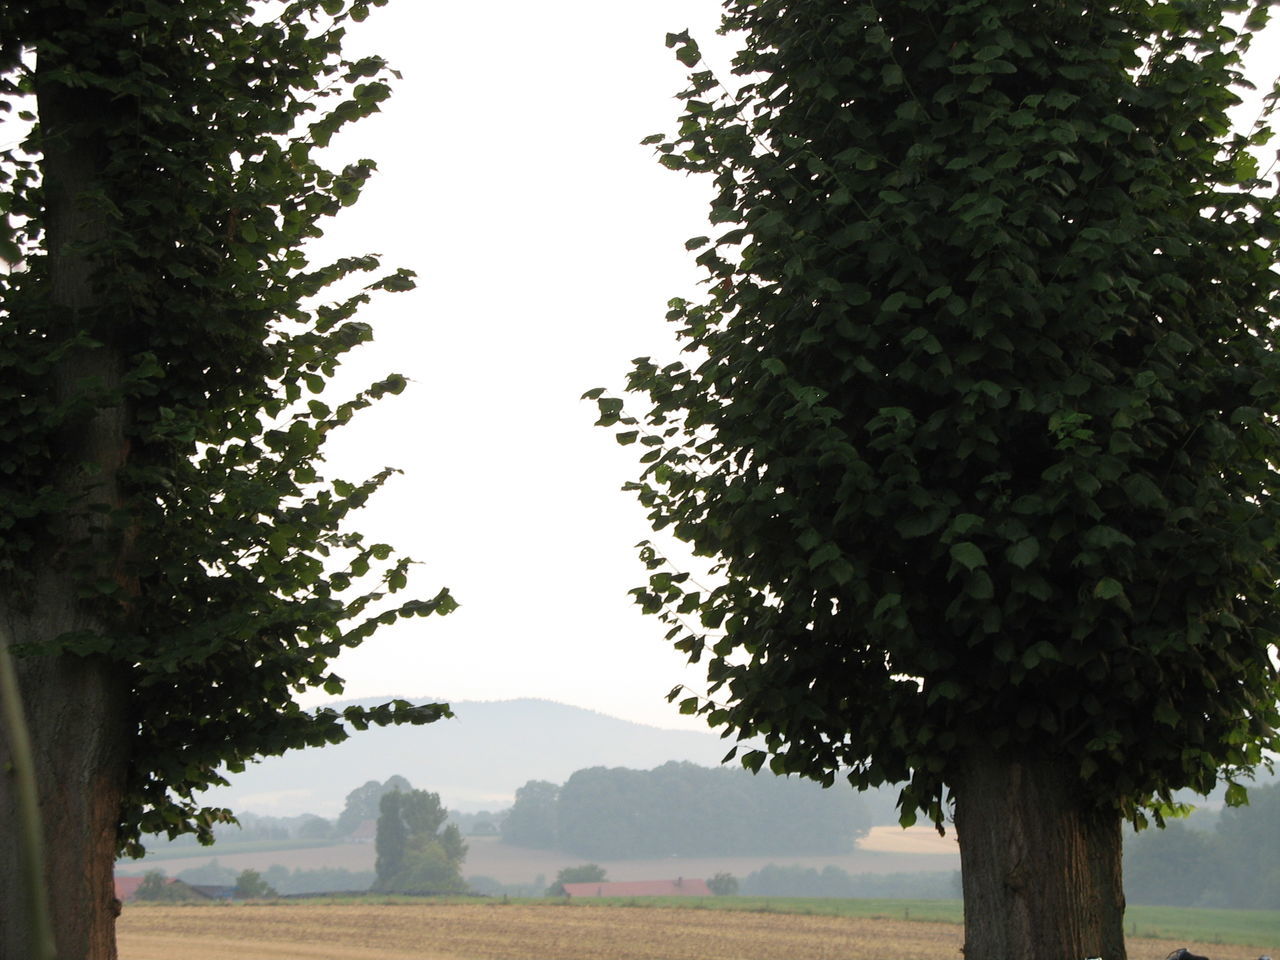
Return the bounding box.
[561,878,712,899]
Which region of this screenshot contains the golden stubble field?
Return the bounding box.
[116,903,1268,960]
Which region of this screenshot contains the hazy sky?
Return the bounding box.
[299,3,1280,733]
[298,0,731,731]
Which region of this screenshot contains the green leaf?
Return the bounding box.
[1093,578,1124,600]
[967,570,994,600]
[872,593,901,619]
[808,542,841,569]
[1006,537,1039,569]
[1224,782,1249,807]
[950,542,987,571]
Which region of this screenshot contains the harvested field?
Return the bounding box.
[116,902,1273,960]
[858,827,959,856]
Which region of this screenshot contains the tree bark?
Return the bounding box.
[0,620,128,960]
[953,748,1126,960]
[0,14,132,959]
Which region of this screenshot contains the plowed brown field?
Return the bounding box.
[115,903,1269,960]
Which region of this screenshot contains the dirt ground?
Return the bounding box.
[116,903,1271,960]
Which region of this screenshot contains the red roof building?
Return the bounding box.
[561,878,712,898]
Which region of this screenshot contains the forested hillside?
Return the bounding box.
[500,761,868,858]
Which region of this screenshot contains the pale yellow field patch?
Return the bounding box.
[857,826,960,856]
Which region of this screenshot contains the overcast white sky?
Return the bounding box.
[296,0,732,731]
[298,3,1280,732]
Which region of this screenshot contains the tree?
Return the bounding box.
[1212,781,1280,909]
[233,869,278,901]
[1123,820,1219,907]
[501,779,561,848]
[546,864,606,897]
[0,3,455,957]
[707,872,739,896]
[550,761,867,858]
[337,775,413,836]
[594,3,1280,958]
[132,871,194,903]
[373,786,467,893]
[374,790,411,884]
[297,814,334,841]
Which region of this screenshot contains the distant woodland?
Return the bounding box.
[499,761,869,858]
[127,766,1279,908]
[1124,782,1279,910]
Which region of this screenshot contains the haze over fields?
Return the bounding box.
[121,698,1276,909]
[199,697,741,815]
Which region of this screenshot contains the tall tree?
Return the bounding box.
[0,2,454,957]
[374,790,410,885]
[501,779,561,848]
[373,786,467,893]
[594,2,1280,958]
[337,775,413,835]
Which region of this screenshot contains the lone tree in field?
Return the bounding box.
[373,785,468,893]
[0,2,454,957]
[233,869,278,901]
[593,2,1280,958]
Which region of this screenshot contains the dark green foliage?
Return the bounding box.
[373,784,467,894]
[0,0,454,856]
[547,864,607,897]
[596,0,1280,827]
[233,869,277,900]
[707,872,739,896]
[505,761,867,858]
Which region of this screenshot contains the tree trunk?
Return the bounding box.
[0,616,128,960]
[953,748,1126,960]
[0,14,132,958]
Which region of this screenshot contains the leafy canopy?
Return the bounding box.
[592,0,1280,827]
[0,0,454,855]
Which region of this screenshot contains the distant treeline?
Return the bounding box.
[1124,782,1279,910]
[501,761,868,858]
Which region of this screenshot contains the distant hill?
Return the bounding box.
[197,697,735,816]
